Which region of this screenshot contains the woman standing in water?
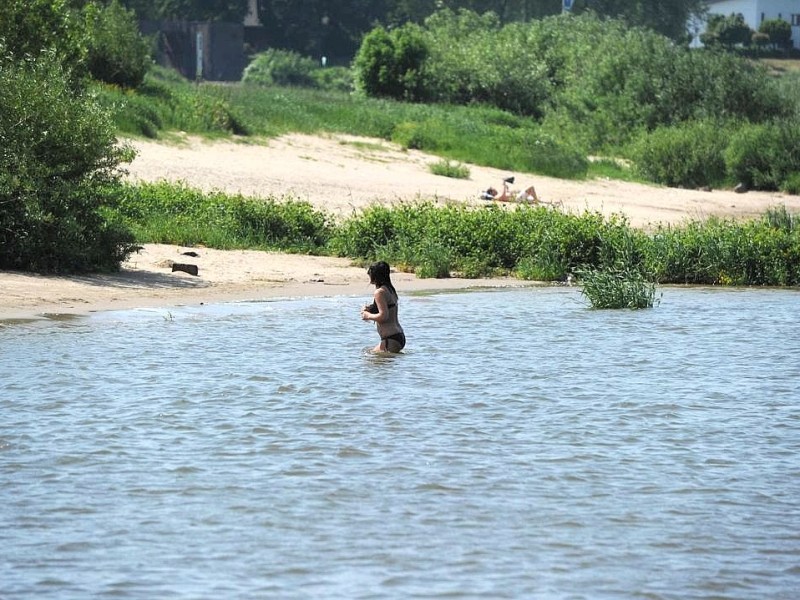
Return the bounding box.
[361,261,406,353]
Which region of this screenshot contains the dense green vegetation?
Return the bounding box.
[113,0,706,62]
[106,182,800,292]
[1,0,153,273]
[3,1,799,307]
[0,42,136,272]
[108,182,331,253]
[352,11,798,191]
[83,0,151,89]
[105,11,800,192]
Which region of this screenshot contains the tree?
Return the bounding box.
[255,1,564,61]
[119,0,247,22]
[759,18,792,51]
[84,0,152,88]
[701,13,752,48]
[0,1,139,272]
[353,24,429,101]
[0,45,136,272]
[432,1,562,23]
[571,0,707,41]
[0,0,88,75]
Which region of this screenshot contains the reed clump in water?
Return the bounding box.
[576,267,660,310]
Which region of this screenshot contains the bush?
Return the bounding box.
[99,172,800,288]
[242,49,319,88]
[329,200,651,283]
[759,19,793,50]
[0,47,136,272]
[353,24,429,101]
[725,120,800,190]
[354,10,788,156]
[84,0,152,88]
[630,120,730,188]
[419,11,552,117]
[687,51,786,123]
[773,70,800,120]
[108,181,332,252]
[646,212,800,286]
[782,173,800,195]
[312,66,353,92]
[702,13,752,48]
[0,0,88,77]
[412,240,452,278]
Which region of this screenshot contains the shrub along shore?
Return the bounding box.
[109,181,800,291]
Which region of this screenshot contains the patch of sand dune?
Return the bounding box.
[123,132,798,228]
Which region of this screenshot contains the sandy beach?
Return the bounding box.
[2,132,798,321]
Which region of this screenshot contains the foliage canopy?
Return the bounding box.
[84,0,152,88]
[0,45,136,272]
[355,10,789,154]
[0,0,151,272]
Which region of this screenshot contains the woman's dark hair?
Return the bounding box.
[367,261,397,297]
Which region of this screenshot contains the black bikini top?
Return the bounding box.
[381,286,397,308]
[366,287,396,313]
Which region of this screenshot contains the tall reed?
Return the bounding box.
[577,267,660,309]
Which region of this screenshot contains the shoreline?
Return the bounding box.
[0,244,540,322]
[4,133,799,323]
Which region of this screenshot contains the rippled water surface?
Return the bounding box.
[2,286,799,599]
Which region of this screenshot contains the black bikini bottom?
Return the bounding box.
[381,332,406,351]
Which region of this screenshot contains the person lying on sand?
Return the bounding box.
[480,176,540,204]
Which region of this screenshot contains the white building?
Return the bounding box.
[704,0,800,48]
[244,0,262,26]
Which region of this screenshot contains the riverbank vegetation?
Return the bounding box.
[1,0,147,272]
[108,181,800,290]
[2,3,799,307]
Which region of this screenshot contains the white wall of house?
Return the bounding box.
[705,0,800,48]
[244,0,262,26]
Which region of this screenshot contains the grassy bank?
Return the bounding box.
[97,68,630,182]
[109,181,800,288]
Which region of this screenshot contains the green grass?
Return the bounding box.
[222,87,589,180]
[108,181,332,253]
[428,159,470,179]
[98,68,589,180]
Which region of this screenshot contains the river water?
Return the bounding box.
[1,286,798,599]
